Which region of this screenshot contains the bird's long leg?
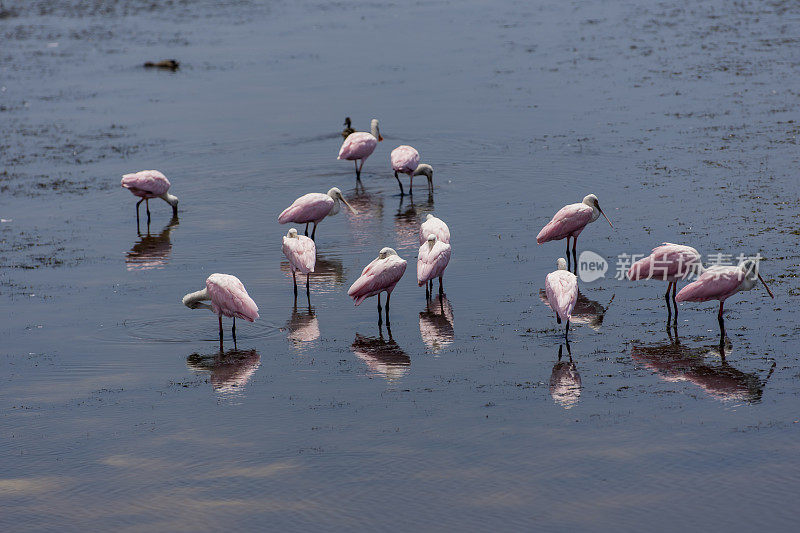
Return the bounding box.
[357,159,365,180]
[571,237,578,275]
[306,273,310,297]
[136,199,143,227]
[672,282,678,322]
[565,320,570,341]
[394,171,405,196]
[377,293,383,326]
[355,159,360,180]
[565,237,571,270]
[311,222,317,241]
[556,313,561,324]
[425,281,430,300]
[438,276,444,296]
[717,301,725,340]
[304,223,308,237]
[145,198,151,224]
[385,292,391,322]
[232,317,237,345]
[558,344,563,361]
[218,315,223,343]
[409,175,413,196]
[665,282,673,324]
[292,271,298,297]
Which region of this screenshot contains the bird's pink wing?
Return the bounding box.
[206,274,259,321]
[338,132,378,160]
[348,257,407,305]
[675,267,742,303]
[628,244,699,280]
[282,236,316,274]
[417,242,451,285]
[419,218,451,245]
[545,271,578,320]
[121,170,170,195]
[536,204,593,243]
[391,145,420,174]
[278,194,333,224]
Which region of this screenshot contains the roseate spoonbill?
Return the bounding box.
[120,170,179,226]
[282,228,316,296]
[675,259,773,335]
[182,273,259,343]
[390,145,434,195]
[536,194,613,271]
[338,118,383,179]
[545,258,579,340]
[628,243,703,321]
[550,344,581,409]
[419,214,450,245]
[348,247,407,323]
[278,187,357,240]
[342,117,356,138]
[417,234,451,299]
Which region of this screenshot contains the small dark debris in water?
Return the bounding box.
[144,59,179,71]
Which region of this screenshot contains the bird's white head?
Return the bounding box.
[158,192,179,216]
[427,234,437,250]
[379,247,398,259]
[740,259,774,298]
[557,257,568,271]
[426,214,435,221]
[582,193,612,228]
[371,118,383,142]
[287,228,299,238]
[413,164,434,184]
[327,187,358,216]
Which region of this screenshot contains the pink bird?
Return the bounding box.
[627,243,703,320]
[120,170,179,226]
[390,145,434,195]
[537,194,613,270]
[278,187,357,240]
[338,118,383,180]
[282,228,316,296]
[419,214,450,245]
[545,258,579,339]
[676,259,774,334]
[348,247,407,323]
[417,234,451,299]
[182,273,259,343]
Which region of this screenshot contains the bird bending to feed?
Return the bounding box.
[121,170,179,226]
[676,259,773,335]
[419,214,450,245]
[348,247,407,324]
[338,118,383,180]
[417,234,451,299]
[182,273,259,343]
[390,145,434,196]
[282,228,316,296]
[342,117,356,138]
[536,194,613,271]
[545,258,579,340]
[627,243,703,321]
[278,187,357,240]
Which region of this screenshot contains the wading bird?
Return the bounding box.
[536,194,613,271]
[338,118,383,179]
[545,258,579,340]
[342,117,356,139]
[348,247,407,324]
[390,145,434,195]
[676,259,773,336]
[282,228,316,296]
[278,187,357,240]
[627,243,703,322]
[417,234,451,299]
[120,170,179,226]
[419,214,450,245]
[182,274,259,343]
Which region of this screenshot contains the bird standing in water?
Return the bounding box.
[120,170,179,227]
[417,234,451,299]
[182,274,259,344]
[278,187,357,240]
[282,228,316,297]
[348,247,407,324]
[545,258,579,340]
[537,194,613,271]
[338,118,383,180]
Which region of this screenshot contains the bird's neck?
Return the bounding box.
[183,288,212,310]
[370,123,379,138]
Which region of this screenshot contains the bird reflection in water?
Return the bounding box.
[631,324,776,403]
[539,289,613,331]
[419,295,454,353]
[186,348,261,398]
[351,323,410,381]
[394,191,434,252]
[125,216,179,271]
[280,252,344,293]
[550,343,582,409]
[346,183,384,246]
[286,298,320,352]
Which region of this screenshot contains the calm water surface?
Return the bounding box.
[2,0,799,530]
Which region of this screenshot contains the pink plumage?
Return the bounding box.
[206,273,259,322]
[675,267,747,304]
[278,193,334,225]
[417,239,451,286]
[391,145,420,175]
[545,269,578,322]
[536,203,594,243]
[282,233,316,274]
[348,251,407,306]
[338,132,378,161]
[628,243,702,281]
[419,214,450,245]
[121,170,171,198]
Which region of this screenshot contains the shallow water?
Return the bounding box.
[2,0,800,530]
